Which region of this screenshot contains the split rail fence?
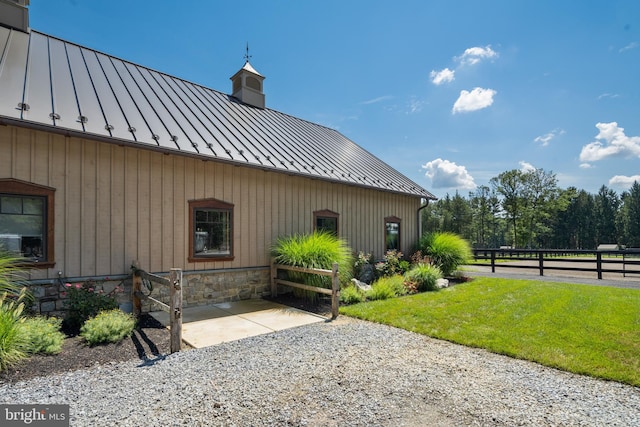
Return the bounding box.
[270,259,340,319]
[132,265,183,353]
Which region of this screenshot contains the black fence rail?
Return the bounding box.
[472,248,640,280]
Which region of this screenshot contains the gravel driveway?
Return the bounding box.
[1,317,638,426]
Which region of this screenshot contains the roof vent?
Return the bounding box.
[0,0,30,33]
[229,45,265,109]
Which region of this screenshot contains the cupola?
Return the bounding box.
[0,0,30,33]
[230,49,265,109]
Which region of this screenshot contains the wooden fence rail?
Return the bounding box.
[472,249,640,280]
[271,259,340,320]
[132,264,183,353]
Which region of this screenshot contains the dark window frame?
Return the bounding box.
[384,216,401,252]
[313,209,339,236]
[188,198,234,262]
[0,178,55,268]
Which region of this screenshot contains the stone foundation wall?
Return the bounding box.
[142,267,271,312]
[28,267,271,316]
[28,278,132,318]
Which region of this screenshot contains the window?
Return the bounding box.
[0,179,55,267]
[385,216,401,251]
[188,198,234,262]
[314,209,339,236]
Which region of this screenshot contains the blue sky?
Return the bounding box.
[30,0,640,199]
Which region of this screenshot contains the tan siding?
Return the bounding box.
[110,146,125,273]
[96,143,111,275]
[0,125,423,278]
[65,138,82,275]
[173,156,187,269]
[124,149,138,267]
[48,134,66,278]
[149,152,163,272]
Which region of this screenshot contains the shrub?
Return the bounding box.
[63,280,121,334]
[80,309,136,346]
[340,285,364,305]
[405,263,443,292]
[418,232,472,277]
[375,250,410,278]
[272,231,353,302]
[366,275,406,300]
[0,290,27,370]
[20,316,65,355]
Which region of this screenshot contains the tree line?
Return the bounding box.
[423,168,640,249]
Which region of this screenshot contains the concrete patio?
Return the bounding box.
[149,299,327,348]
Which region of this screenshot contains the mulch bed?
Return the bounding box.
[0,314,171,384]
[0,296,331,385]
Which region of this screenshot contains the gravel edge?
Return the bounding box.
[1,317,639,426]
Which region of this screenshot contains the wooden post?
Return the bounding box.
[331,262,339,320]
[132,261,142,319]
[596,252,602,280]
[491,250,496,273]
[270,258,277,297]
[538,251,544,276]
[169,268,183,353]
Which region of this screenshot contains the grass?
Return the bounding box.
[0,291,27,370]
[340,277,640,386]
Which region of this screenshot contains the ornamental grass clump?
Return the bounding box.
[405,263,443,292]
[20,316,65,355]
[80,309,136,346]
[0,249,32,301]
[339,285,365,305]
[0,290,27,370]
[366,275,406,301]
[272,231,353,302]
[418,232,472,277]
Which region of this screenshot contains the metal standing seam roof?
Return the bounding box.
[0,27,436,199]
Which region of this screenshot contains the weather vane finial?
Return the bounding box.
[244,42,252,63]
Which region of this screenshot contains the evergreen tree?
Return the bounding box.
[618,181,640,247]
[594,185,620,245]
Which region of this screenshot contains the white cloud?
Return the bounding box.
[619,42,639,53]
[597,93,620,100]
[609,175,640,189]
[534,129,565,147]
[457,45,498,66]
[452,87,496,113]
[421,158,476,189]
[579,122,640,162]
[519,161,536,173]
[406,97,424,114]
[429,68,455,85]
[360,95,393,105]
[579,163,593,169]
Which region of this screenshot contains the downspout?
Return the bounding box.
[417,197,430,242]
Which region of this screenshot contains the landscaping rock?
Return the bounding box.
[357,263,376,284]
[436,278,450,288]
[351,278,372,292]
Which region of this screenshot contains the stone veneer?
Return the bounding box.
[143,267,271,312]
[28,267,271,316]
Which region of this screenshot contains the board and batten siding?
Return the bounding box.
[0,125,422,281]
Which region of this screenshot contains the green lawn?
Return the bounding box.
[339,277,640,386]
